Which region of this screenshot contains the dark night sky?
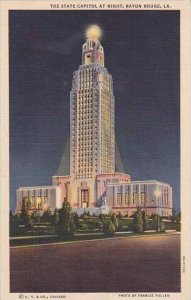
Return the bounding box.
[9,10,180,212]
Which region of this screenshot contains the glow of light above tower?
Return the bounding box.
[85,24,102,40]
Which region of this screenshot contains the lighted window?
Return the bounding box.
[133,193,138,204]
[124,193,129,205]
[141,192,145,204]
[117,193,122,206]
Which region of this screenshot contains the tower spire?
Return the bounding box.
[82,25,104,66]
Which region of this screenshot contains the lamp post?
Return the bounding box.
[154,190,161,232]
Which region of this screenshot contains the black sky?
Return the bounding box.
[9,10,180,212]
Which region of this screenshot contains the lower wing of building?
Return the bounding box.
[16,173,173,217]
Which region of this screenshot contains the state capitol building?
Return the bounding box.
[16,25,173,217]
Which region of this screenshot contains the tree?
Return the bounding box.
[103,219,116,236]
[175,212,181,224]
[68,214,76,235]
[10,210,14,219]
[142,211,149,232]
[170,208,176,222]
[41,209,52,223]
[30,210,38,224]
[152,214,160,232]
[52,208,59,226]
[19,197,31,228]
[86,210,90,217]
[10,211,19,236]
[73,213,79,229]
[160,222,166,232]
[56,200,76,237]
[111,213,118,230]
[101,213,118,236]
[133,208,143,233]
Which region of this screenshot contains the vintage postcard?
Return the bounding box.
[0,0,190,299]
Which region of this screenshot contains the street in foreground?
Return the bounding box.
[10,234,180,293]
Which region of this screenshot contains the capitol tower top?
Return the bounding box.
[82,25,104,66]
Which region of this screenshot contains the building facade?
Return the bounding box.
[16,186,62,215]
[106,180,173,217]
[69,36,115,208]
[16,26,173,217]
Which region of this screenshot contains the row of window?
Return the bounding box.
[78,121,96,126]
[21,191,48,197]
[77,89,97,95]
[77,105,93,110]
[77,142,93,148]
[77,128,93,132]
[77,111,93,116]
[117,193,146,206]
[78,89,93,94]
[77,170,94,174]
[77,149,93,152]
[76,158,94,161]
[77,157,94,161]
[77,135,94,139]
[116,185,147,193]
[78,120,93,125]
[77,133,97,137]
[77,158,94,162]
[77,117,93,121]
[79,77,93,82]
[115,193,170,207]
[79,73,94,79]
[76,175,93,179]
[21,196,48,207]
[77,167,93,171]
[77,142,94,146]
[75,156,94,161]
[79,69,94,76]
[77,148,94,152]
[77,165,94,169]
[77,100,98,106]
[78,83,93,88]
[77,133,94,137]
[77,111,95,116]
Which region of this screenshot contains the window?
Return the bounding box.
[141,192,145,205]
[133,193,138,204]
[117,193,122,206]
[124,193,129,205]
[31,196,35,206]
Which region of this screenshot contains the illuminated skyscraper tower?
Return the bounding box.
[69,25,115,207]
[16,25,173,217]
